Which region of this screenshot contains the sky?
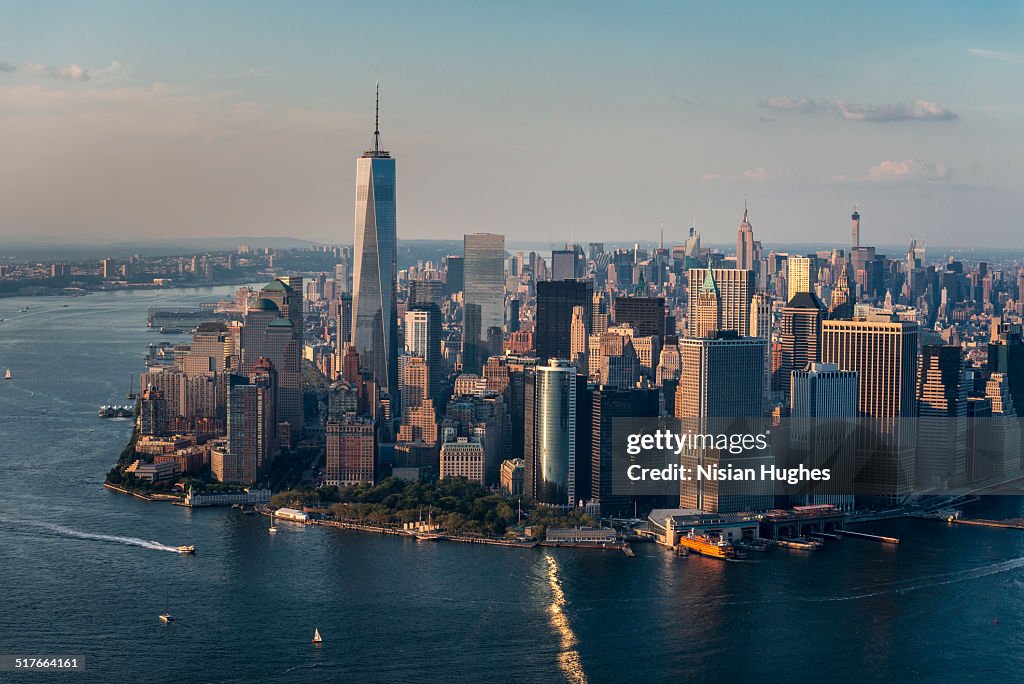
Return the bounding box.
[0,1,1022,248]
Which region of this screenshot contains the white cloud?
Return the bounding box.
[760,97,957,122]
[702,168,773,182]
[865,159,951,183]
[968,48,1024,63]
[24,63,90,81]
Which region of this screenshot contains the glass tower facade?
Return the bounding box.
[351,126,398,396]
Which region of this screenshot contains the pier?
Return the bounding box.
[836,529,900,544]
[948,518,1024,530]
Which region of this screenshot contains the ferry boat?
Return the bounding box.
[677,529,740,559]
[177,545,196,554]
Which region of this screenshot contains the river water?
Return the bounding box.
[0,287,1022,683]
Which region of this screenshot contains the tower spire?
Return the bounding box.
[373,80,381,155]
[743,195,749,224]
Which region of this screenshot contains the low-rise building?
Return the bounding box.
[125,459,180,483]
[499,458,525,496]
[545,527,618,544]
[439,437,485,483]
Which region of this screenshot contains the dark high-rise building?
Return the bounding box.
[536,279,593,363]
[917,345,968,487]
[266,276,304,344]
[351,84,398,397]
[613,296,666,338]
[463,233,505,374]
[444,255,464,296]
[506,298,521,333]
[222,365,276,485]
[336,293,352,358]
[987,326,1024,411]
[405,304,443,404]
[409,279,444,309]
[779,292,827,408]
[591,385,660,517]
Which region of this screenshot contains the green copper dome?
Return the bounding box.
[250,298,280,312]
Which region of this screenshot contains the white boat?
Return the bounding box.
[158,613,175,623]
[312,627,323,644]
[177,545,196,554]
[269,513,277,535]
[4,369,10,380]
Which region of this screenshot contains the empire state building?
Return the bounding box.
[351,83,398,396]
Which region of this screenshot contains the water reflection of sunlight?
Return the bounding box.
[545,554,587,684]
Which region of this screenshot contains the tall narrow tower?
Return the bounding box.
[351,82,398,397]
[851,205,861,250]
[736,199,756,271]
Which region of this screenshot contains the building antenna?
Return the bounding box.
[659,222,664,250]
[743,194,749,224]
[373,80,382,154]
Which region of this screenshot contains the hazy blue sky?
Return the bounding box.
[0,1,1021,247]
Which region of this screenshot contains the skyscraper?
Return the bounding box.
[536,279,593,363]
[590,385,660,517]
[687,268,754,337]
[787,256,813,303]
[821,315,919,500]
[830,260,855,318]
[692,270,722,338]
[351,83,398,397]
[570,305,588,371]
[524,359,578,506]
[851,205,861,250]
[463,233,505,373]
[405,304,442,403]
[240,298,301,443]
[736,203,756,271]
[779,292,827,408]
[916,345,968,487]
[613,296,666,338]
[675,332,770,513]
[790,362,858,510]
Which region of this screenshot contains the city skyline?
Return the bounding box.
[0,2,1021,247]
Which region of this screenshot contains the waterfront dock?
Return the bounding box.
[836,529,900,544]
[104,483,180,503]
[948,518,1024,530]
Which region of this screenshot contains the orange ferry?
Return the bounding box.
[677,530,739,559]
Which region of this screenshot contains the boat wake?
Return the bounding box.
[5,519,181,553]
